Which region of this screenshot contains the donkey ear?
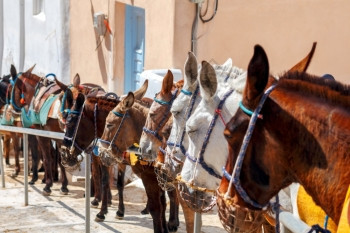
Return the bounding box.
[134,79,148,100]
[161,70,174,95]
[24,64,36,74]
[55,77,68,91]
[10,65,17,79]
[184,51,198,86]
[289,42,316,72]
[222,58,232,70]
[120,92,135,111]
[75,93,85,109]
[199,60,217,100]
[245,45,269,101]
[73,73,81,88]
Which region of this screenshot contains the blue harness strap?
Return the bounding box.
[186,88,234,179]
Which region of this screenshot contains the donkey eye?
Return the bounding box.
[224,129,233,139]
[171,111,180,117]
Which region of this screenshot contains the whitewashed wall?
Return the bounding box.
[0,0,70,83]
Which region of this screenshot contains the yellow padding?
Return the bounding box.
[130,152,138,166]
[337,185,350,233]
[297,186,337,233]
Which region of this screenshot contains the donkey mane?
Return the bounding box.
[133,100,150,116]
[86,96,119,111]
[279,71,350,108]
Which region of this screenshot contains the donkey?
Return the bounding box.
[98,73,181,232]
[0,65,43,181]
[9,67,71,195]
[61,81,159,223]
[218,44,349,231]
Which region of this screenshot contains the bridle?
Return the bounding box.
[183,88,235,180]
[220,84,281,232]
[142,89,178,142]
[63,101,90,154]
[98,110,128,162]
[160,84,200,164]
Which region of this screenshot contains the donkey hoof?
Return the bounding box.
[95,213,105,222]
[140,207,149,215]
[91,199,99,208]
[10,172,18,178]
[42,188,52,196]
[29,180,35,185]
[43,190,51,196]
[60,187,69,195]
[168,223,179,232]
[116,211,124,220]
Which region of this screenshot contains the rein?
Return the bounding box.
[185,88,235,180]
[142,89,178,142]
[222,84,280,232]
[223,84,277,207]
[98,110,127,158]
[165,84,200,162]
[63,101,86,153]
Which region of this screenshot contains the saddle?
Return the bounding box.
[33,83,61,113]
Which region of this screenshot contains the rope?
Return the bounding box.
[307,225,331,233]
[188,88,234,180]
[225,84,277,209]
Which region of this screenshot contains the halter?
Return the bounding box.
[142,89,178,142]
[185,88,234,179]
[222,84,277,209]
[63,101,86,153]
[98,110,128,159]
[10,73,24,111]
[165,84,200,159]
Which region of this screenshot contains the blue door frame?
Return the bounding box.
[124,5,145,93]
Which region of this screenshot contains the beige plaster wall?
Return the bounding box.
[70,0,350,92]
[175,0,350,83]
[70,0,177,92]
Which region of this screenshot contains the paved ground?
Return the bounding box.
[0,157,226,233]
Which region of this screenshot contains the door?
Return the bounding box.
[124,5,145,92]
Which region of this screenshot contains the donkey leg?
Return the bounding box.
[177,187,195,233]
[56,142,69,194]
[39,137,53,195]
[29,135,39,185]
[11,135,20,177]
[52,141,59,182]
[3,135,11,166]
[167,189,180,232]
[142,170,168,233]
[115,163,125,219]
[95,165,110,222]
[91,156,101,207]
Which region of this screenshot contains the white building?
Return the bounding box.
[0,0,70,83]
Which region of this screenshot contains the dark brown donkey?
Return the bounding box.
[0,65,22,175]
[0,65,43,181]
[61,81,164,224]
[10,68,70,195]
[98,90,179,233]
[218,44,349,230]
[56,76,117,208]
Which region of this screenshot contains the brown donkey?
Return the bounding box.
[218,44,349,231]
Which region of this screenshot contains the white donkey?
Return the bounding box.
[178,60,246,212]
[163,52,241,183]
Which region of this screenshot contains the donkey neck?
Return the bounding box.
[84,97,120,140]
[266,85,350,223]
